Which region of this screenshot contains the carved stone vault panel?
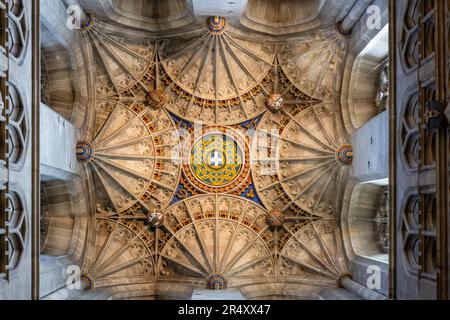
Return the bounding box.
[158,27,275,126]
[89,100,181,216]
[79,16,352,293]
[253,103,350,218]
[86,195,347,289]
[278,29,343,101]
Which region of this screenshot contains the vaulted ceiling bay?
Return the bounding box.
[35,0,390,300]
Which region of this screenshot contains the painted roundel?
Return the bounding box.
[183,127,250,193]
[190,134,243,187]
[207,16,226,35]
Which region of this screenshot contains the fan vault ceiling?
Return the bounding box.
[56,4,356,299]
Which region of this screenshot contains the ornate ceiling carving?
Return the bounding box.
[158,24,275,125]
[88,101,181,216]
[159,195,273,280]
[278,30,343,100]
[252,104,350,218]
[88,27,156,98]
[85,195,346,290]
[82,218,155,289]
[75,15,353,296]
[182,126,251,194]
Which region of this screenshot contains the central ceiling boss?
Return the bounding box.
[182,127,251,194]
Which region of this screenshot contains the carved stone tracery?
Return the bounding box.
[1,0,30,284]
[395,0,450,299]
[8,0,29,64]
[78,15,353,293]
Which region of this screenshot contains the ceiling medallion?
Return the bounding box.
[76,142,94,162]
[81,273,95,289]
[207,16,226,35]
[80,14,95,31]
[336,144,353,166]
[146,210,165,228]
[207,273,226,290]
[266,93,284,113]
[146,89,167,109]
[266,209,285,229]
[183,127,250,193]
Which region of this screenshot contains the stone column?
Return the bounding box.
[337,274,387,300]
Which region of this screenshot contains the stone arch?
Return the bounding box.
[41,25,76,121]
[340,178,389,296]
[345,180,389,263]
[41,24,79,122]
[341,24,389,135]
[241,0,325,35]
[40,178,89,259]
[79,0,194,32]
[40,0,91,129]
[111,0,189,19]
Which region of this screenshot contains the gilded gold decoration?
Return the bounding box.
[76,142,94,162]
[183,127,250,194]
[335,144,353,166]
[80,14,95,31]
[190,134,243,187]
[207,273,226,290]
[207,16,226,35]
